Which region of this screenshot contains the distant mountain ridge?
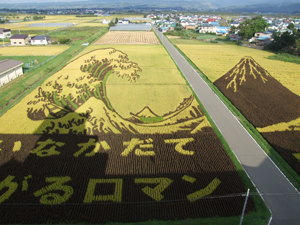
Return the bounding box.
[1,0,299,13]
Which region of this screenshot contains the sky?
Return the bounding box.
[1,0,295,2]
[1,0,298,5]
[0,0,87,2]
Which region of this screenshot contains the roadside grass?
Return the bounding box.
[155,29,271,225]
[25,214,268,225]
[171,41,300,190]
[0,27,108,116]
[0,55,52,72]
[49,26,102,42]
[267,53,300,65]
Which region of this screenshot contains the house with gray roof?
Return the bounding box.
[10,34,30,46]
[31,35,51,45]
[0,59,23,86]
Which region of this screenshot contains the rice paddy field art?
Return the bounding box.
[0,42,255,223]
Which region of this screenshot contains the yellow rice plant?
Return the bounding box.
[177,43,300,95]
[0,46,69,56]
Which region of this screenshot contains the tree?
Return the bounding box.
[287,23,295,30]
[238,16,268,40]
[59,38,71,44]
[268,29,300,55]
[33,15,45,20]
[175,23,183,31]
[108,18,118,27]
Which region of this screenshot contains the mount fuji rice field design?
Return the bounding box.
[214,56,300,174]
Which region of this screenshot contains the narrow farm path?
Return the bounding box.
[154,27,300,225]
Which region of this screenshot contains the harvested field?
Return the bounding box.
[94,31,160,45]
[0,47,254,223]
[214,57,300,174]
[0,45,69,56]
[75,23,107,27]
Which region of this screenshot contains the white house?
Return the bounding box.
[31,36,51,45]
[118,19,130,24]
[0,28,11,39]
[10,34,30,46]
[199,24,217,33]
[0,59,23,87]
[102,19,110,24]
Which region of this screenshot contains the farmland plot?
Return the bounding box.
[94,31,160,45]
[0,46,255,223]
[0,45,69,56]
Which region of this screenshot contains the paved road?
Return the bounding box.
[154,28,300,225]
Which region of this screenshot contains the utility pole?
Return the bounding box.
[239,189,250,225]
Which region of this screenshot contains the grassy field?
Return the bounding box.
[267,53,300,65]
[0,31,269,224]
[0,45,69,56]
[49,26,104,43]
[174,41,300,95]
[0,55,52,71]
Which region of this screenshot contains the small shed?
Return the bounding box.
[0,59,23,86]
[10,34,29,46]
[31,35,51,45]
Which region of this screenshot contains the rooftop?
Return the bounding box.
[110,24,152,31]
[31,35,50,41]
[0,59,23,75]
[10,34,28,39]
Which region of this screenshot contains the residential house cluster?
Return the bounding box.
[1,27,52,46]
[154,14,231,35]
[153,13,299,47]
[265,17,300,32]
[246,17,300,45]
[7,33,51,46]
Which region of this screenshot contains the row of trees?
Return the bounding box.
[233,16,299,56]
